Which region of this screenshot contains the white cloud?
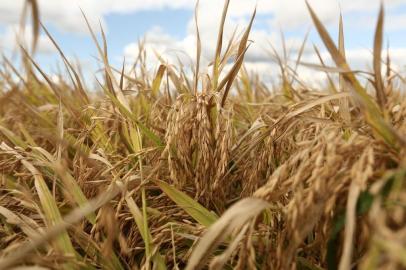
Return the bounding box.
[0,24,55,54]
[265,0,406,31]
[0,0,194,35]
[354,12,406,32]
[0,1,107,34]
[123,26,195,69]
[1,0,406,35]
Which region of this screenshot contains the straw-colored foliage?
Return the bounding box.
[0,1,405,269]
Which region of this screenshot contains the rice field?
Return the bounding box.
[0,1,405,269]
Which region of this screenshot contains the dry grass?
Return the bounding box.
[0,1,405,269]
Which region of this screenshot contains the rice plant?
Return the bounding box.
[0,0,405,269]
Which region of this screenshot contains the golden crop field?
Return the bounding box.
[0,1,405,269]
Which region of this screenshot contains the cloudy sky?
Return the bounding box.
[1,0,406,84]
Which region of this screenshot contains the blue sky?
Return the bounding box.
[1,0,406,83]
